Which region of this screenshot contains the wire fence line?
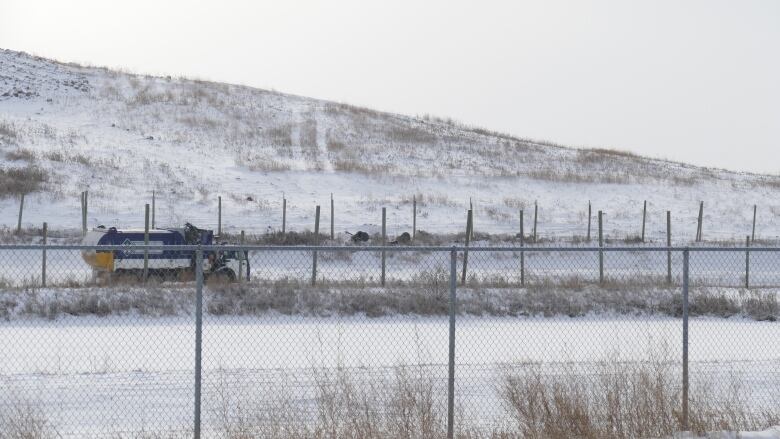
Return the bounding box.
[0,244,778,438]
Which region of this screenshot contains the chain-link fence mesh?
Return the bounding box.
[0,245,778,437]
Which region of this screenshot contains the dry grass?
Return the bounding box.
[0,165,47,197]
[500,349,778,438]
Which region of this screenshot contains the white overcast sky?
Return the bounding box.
[1,0,778,174]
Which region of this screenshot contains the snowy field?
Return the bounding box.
[0,314,778,436]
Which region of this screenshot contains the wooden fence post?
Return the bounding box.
[381,207,386,286]
[312,205,320,286]
[41,222,47,287]
[641,200,647,243]
[217,196,222,236]
[143,204,150,282]
[461,209,472,285]
[696,201,703,242]
[533,201,538,243]
[16,193,24,234]
[667,210,672,284]
[81,191,88,236]
[412,195,417,242]
[519,209,525,286]
[587,201,591,242]
[330,193,334,240]
[751,205,757,243]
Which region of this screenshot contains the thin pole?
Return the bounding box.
[151,190,156,229]
[469,198,474,240]
[381,207,386,286]
[446,248,457,439]
[143,204,150,282]
[751,205,757,243]
[239,230,245,282]
[16,194,24,234]
[745,235,751,289]
[461,210,472,285]
[667,211,672,284]
[412,195,417,242]
[682,248,690,431]
[598,210,604,284]
[41,222,47,287]
[330,193,334,240]
[82,191,88,236]
[641,200,647,243]
[217,196,222,236]
[533,201,538,243]
[520,209,525,286]
[696,201,703,242]
[282,196,287,234]
[587,201,591,242]
[193,247,204,439]
[312,205,320,286]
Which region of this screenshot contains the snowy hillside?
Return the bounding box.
[1,48,779,242]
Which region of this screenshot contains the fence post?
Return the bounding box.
[682,248,690,431]
[239,230,245,282]
[520,209,525,286]
[696,201,703,242]
[412,195,417,243]
[282,196,287,235]
[533,201,538,243]
[641,200,647,243]
[330,193,334,240]
[447,247,457,439]
[598,210,604,284]
[312,205,320,286]
[751,204,757,243]
[461,209,472,285]
[193,246,204,439]
[218,196,222,236]
[41,222,47,287]
[16,193,24,234]
[667,211,672,284]
[143,204,150,282]
[745,235,750,289]
[381,207,387,286]
[81,191,88,236]
[587,201,591,242]
[469,198,474,240]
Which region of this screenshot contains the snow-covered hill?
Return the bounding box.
[1,48,779,242]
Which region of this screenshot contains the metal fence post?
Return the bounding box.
[194,246,204,439]
[41,222,47,287]
[519,209,525,286]
[682,248,690,431]
[745,235,750,289]
[447,247,457,439]
[598,210,604,284]
[143,204,150,282]
[381,207,386,286]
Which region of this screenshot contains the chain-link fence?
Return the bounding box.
[0,244,778,437]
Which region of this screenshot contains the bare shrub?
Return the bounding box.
[0,166,47,197]
[500,349,777,438]
[0,399,59,438]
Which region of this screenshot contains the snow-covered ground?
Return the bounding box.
[0,314,778,436]
[2,48,780,242]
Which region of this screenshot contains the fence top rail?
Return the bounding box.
[0,244,778,252]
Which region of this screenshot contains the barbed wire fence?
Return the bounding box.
[0,244,778,437]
